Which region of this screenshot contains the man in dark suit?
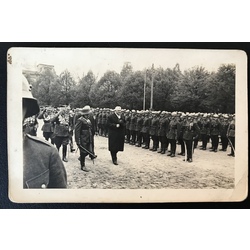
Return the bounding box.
[107,106,125,165]
[22,75,67,188]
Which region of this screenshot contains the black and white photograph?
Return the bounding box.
[7,47,248,203]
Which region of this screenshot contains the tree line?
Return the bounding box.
[27,62,235,113]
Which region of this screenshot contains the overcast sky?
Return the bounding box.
[13,48,238,80]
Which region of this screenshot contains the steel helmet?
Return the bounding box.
[22,75,40,118]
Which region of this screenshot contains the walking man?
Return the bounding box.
[107,106,125,165]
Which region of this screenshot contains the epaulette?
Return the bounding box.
[26,134,52,147]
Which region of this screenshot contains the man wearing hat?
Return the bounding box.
[166,112,178,157]
[227,115,235,157]
[75,106,96,171]
[209,114,221,152]
[107,106,125,165]
[129,110,137,145]
[198,114,210,150]
[22,75,67,188]
[182,114,200,162]
[141,110,151,149]
[219,115,229,151]
[50,106,71,162]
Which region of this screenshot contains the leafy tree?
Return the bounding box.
[153,67,180,111]
[89,70,121,108]
[72,70,96,107]
[213,64,235,113]
[31,68,57,106]
[172,66,210,112]
[118,70,145,110]
[56,69,76,106]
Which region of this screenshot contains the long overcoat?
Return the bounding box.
[107,113,125,152]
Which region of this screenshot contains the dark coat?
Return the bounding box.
[149,117,159,136]
[23,134,67,188]
[141,117,151,133]
[107,113,125,152]
[167,119,178,140]
[74,116,93,152]
[182,121,200,141]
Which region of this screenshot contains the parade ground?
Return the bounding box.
[37,121,235,189]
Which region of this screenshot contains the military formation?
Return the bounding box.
[26,106,236,164]
[95,108,235,162]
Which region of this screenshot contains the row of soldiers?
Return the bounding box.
[93,108,235,162]
[24,106,235,164]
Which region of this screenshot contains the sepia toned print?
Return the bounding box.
[7,48,248,203]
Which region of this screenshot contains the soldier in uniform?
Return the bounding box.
[149,111,159,151]
[22,75,67,188]
[75,106,96,172]
[38,108,55,143]
[198,113,210,150]
[68,110,76,152]
[141,110,151,149]
[227,115,235,157]
[219,114,229,151]
[166,112,178,157]
[182,113,200,162]
[177,113,186,156]
[135,111,143,147]
[50,106,70,162]
[86,105,98,159]
[158,111,168,154]
[107,106,126,165]
[129,110,137,145]
[125,110,131,143]
[209,114,221,152]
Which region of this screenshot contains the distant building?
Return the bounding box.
[37,64,56,75]
[23,63,56,83]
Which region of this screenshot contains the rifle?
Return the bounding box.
[78,145,97,164]
[227,136,235,155]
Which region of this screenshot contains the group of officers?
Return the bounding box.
[22,74,235,189]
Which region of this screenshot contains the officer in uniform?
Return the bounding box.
[198,113,210,150]
[149,111,159,151]
[22,75,67,188]
[38,107,55,144]
[182,113,200,162]
[219,114,229,151]
[141,110,151,149]
[129,110,137,145]
[125,110,131,143]
[50,106,70,162]
[157,111,167,154]
[177,113,186,156]
[166,112,178,157]
[209,114,221,152]
[135,111,143,147]
[75,106,96,172]
[227,115,235,157]
[69,110,76,152]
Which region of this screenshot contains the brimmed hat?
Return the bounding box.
[81,105,91,115]
[114,106,122,111]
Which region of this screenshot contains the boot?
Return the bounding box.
[62,145,68,162]
[158,148,163,153]
[161,148,166,154]
[80,156,89,171]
